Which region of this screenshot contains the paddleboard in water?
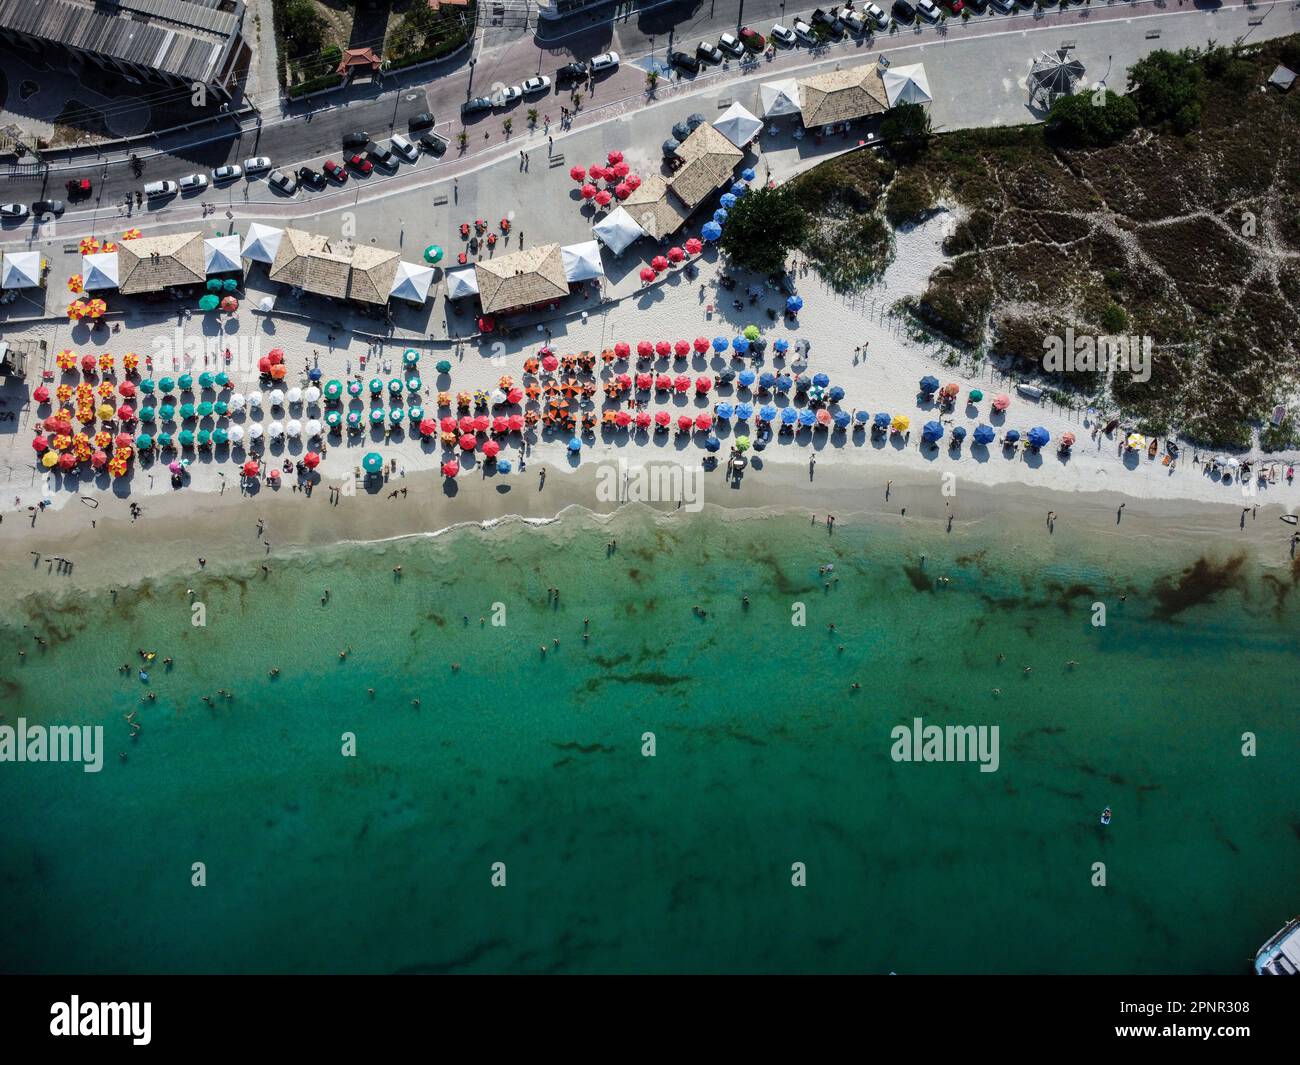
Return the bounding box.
[1100,807,1112,826]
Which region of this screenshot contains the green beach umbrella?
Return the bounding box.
[423,244,443,264]
[139,406,156,422]
[222,278,238,293]
[436,359,452,374]
[178,373,194,391]
[155,432,172,448]
[969,388,984,402]
[326,409,343,427]
[178,429,195,447]
[159,403,176,421]
[743,324,760,342]
[389,408,404,424]
[158,377,175,394]
[198,371,215,390]
[197,429,211,446]
[735,436,751,452]
[135,433,153,449]
[369,378,383,395]
[214,400,229,416]
[197,401,214,418]
[324,380,343,401]
[369,408,386,425]
[363,452,383,474]
[388,378,403,394]
[198,294,220,312]
[403,349,421,366]
[180,403,196,420]
[140,378,156,394]
[212,427,229,445]
[407,406,424,422]
[406,376,422,393]
[215,372,230,388]
[206,279,223,293]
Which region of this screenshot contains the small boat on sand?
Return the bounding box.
[1147,438,1158,459]
[1100,807,1112,826]
[1015,383,1043,400]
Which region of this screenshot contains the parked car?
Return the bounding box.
[499,85,523,105]
[407,112,435,131]
[966,0,988,11]
[418,131,448,156]
[243,156,271,174]
[865,2,890,25]
[668,50,700,74]
[461,96,493,116]
[364,140,396,168]
[296,166,325,189]
[589,51,619,72]
[142,181,177,198]
[556,61,587,83]
[212,164,242,183]
[32,199,64,215]
[178,173,208,192]
[813,8,845,35]
[0,202,28,219]
[792,19,816,43]
[697,40,724,64]
[837,7,867,32]
[522,75,551,94]
[917,0,941,19]
[739,27,766,50]
[942,0,965,14]
[717,32,745,57]
[268,170,297,194]
[389,134,419,163]
[770,23,797,47]
[892,0,916,21]
[989,0,1014,10]
[342,131,370,149]
[65,178,93,200]
[347,153,373,175]
[323,160,348,183]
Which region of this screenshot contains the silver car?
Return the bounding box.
[243,156,272,174]
[178,173,208,192]
[212,164,243,182]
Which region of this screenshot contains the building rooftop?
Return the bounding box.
[116,231,205,294]
[799,65,889,128]
[475,244,569,314]
[667,123,743,210]
[621,174,690,241]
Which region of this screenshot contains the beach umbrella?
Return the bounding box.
[199,294,220,312]
[704,435,721,453]
[369,378,383,395]
[58,452,79,472]
[735,436,751,452]
[270,389,287,408]
[407,406,425,422]
[780,408,797,425]
[736,403,753,421]
[301,451,320,470]
[197,371,214,390]
[686,336,708,355]
[786,296,804,314]
[713,209,728,224]
[214,402,229,418]
[1060,431,1076,449]
[731,182,747,196]
[159,403,176,422]
[968,388,984,403]
[441,460,459,478]
[216,371,231,388]
[197,401,214,417]
[459,433,476,450]
[423,244,444,265]
[226,425,243,444]
[639,267,657,283]
[268,421,284,438]
[716,402,734,420]
[1005,429,1021,444]
[388,378,403,395]
[158,377,176,394]
[668,248,686,265]
[1027,426,1050,449]
[775,375,792,393]
[892,415,910,433]
[363,452,383,474]
[135,433,153,449]
[720,193,737,210]
[138,406,156,423]
[873,412,892,430]
[178,374,195,392]
[567,437,582,453]
[614,183,631,200]
[178,429,195,447]
[919,375,940,395]
[973,424,996,445]
[1126,432,1145,451]
[285,387,302,405]
[156,431,174,448]
[801,410,818,428]
[951,425,967,442]
[702,222,722,242]
[595,190,612,207]
[854,410,870,424]
[179,403,196,420]
[247,424,264,440]
[580,184,597,200]
[286,420,303,438]
[419,417,437,437]
[685,238,704,256]
[759,405,778,423]
[369,409,386,425]
[569,165,586,182]
[212,428,228,445]
[992,393,1011,412]
[431,359,452,376]
[828,386,845,403]
[675,415,693,432]
[833,410,851,428]
[40,451,59,469]
[138,378,157,395]
[496,459,512,474]
[922,420,944,442]
[707,337,726,355]
[388,409,404,425]
[732,336,748,354]
[738,370,756,388]
[325,410,342,429]
[673,339,691,359]
[303,386,321,405]
[743,325,761,343]
[696,413,713,431]
[346,412,362,430]
[205,278,222,293]
[483,440,501,459]
[242,460,260,477]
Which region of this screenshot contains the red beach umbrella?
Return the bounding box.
[268,468,281,481]
[693,336,710,354]
[440,416,458,433]
[258,356,271,374]
[612,161,630,179]
[655,411,671,427]
[635,411,651,429]
[569,165,586,182]
[473,415,490,432]
[625,174,642,191]
[636,340,654,358]
[695,376,712,393]
[541,353,559,372]
[639,267,656,283]
[636,373,653,390]
[685,237,703,255]
[58,453,77,471]
[614,410,632,427]
[419,418,437,436]
[91,450,108,469]
[655,373,673,390]
[595,190,612,207]
[614,183,631,200]
[32,435,49,452]
[507,414,524,432]
[242,460,260,476]
[607,150,623,165]
[674,374,691,393]
[674,339,691,358]
[33,385,50,404]
[616,373,632,389]
[668,247,686,264]
[677,415,694,431]
[116,404,136,421]
[492,416,509,434]
[118,381,137,397]
[114,433,133,448]
[483,440,500,458]
[614,341,630,359]
[80,354,98,374]
[581,184,597,200]
[696,413,713,430]
[458,415,476,432]
[442,460,460,477]
[267,348,284,365]
[302,452,321,469]
[654,340,671,357]
[459,433,477,450]
[589,164,607,182]
[651,255,669,272]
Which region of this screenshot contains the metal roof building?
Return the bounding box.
[0,0,250,101]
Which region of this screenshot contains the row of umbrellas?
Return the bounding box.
[918,376,1011,412]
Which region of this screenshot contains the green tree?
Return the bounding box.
[1046,90,1139,147]
[879,102,931,159]
[280,0,326,60]
[1127,48,1204,133]
[718,184,810,275]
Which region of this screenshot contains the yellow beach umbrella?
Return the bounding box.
[1126,432,1145,451]
[892,415,910,433]
[41,451,58,468]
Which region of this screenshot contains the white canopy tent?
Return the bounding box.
[592,206,645,255]
[760,78,802,117]
[1,251,42,289]
[883,64,933,108]
[240,223,284,265]
[204,234,243,275]
[82,251,120,291]
[445,267,480,300]
[714,101,763,148]
[388,260,436,303]
[561,240,605,283]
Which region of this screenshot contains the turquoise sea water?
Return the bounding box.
[1,509,1297,974]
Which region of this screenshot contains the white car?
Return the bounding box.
[917,0,940,19]
[267,170,297,194]
[717,32,745,56]
[0,202,27,219]
[500,85,523,105]
[522,75,551,94]
[212,164,242,182]
[243,156,272,174]
[178,173,208,192]
[837,7,866,32]
[989,0,1014,10]
[792,19,816,43]
[590,51,619,72]
[143,180,177,198]
[864,2,890,25]
[770,23,797,46]
[388,134,419,163]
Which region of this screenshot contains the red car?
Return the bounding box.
[347,153,373,175]
[323,159,348,183]
[739,27,766,51]
[945,0,965,10]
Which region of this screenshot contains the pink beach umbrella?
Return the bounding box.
[992,394,1011,412]
[667,247,685,264]
[614,183,631,200]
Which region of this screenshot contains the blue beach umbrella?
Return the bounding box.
[922,420,944,442]
[702,221,722,242]
[1027,426,1050,449]
[567,437,582,452]
[855,410,870,423]
[799,410,816,428]
[829,386,845,402]
[775,375,793,392]
[759,405,778,422]
[720,193,737,209]
[712,336,728,353]
[874,412,892,429]
[732,336,748,353]
[773,338,789,355]
[834,410,851,428]
[496,459,512,474]
[306,368,322,382]
[716,402,734,420]
[812,373,830,388]
[786,295,804,313]
[705,435,721,452]
[736,402,754,421]
[713,209,728,224]
[973,424,995,445]
[738,370,756,388]
[919,375,939,395]
[758,372,776,390]
[1005,429,1021,444]
[741,168,756,182]
[731,181,747,196]
[781,408,798,425]
[950,425,967,442]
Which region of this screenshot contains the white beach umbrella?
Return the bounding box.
[267,421,284,438]
[303,386,321,405]
[269,388,285,407]
[490,388,507,406]
[246,391,263,409]
[285,420,302,438]
[246,423,264,440]
[286,386,302,405]
[227,424,245,444]
[227,393,246,413]
[305,419,322,438]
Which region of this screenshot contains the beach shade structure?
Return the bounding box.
[969,388,984,402]
[595,190,613,208]
[388,409,404,425]
[326,410,343,428]
[780,408,798,426]
[743,324,761,342]
[882,63,933,108]
[709,336,728,354]
[1126,432,1146,451]
[973,424,996,445]
[197,401,214,417]
[873,412,892,430]
[651,254,670,273]
[773,338,790,356]
[138,406,156,422]
[732,336,749,354]
[304,369,319,384]
[1029,48,1086,111]
[496,459,512,474]
[829,386,845,402]
[685,237,703,256]
[950,425,968,443]
[919,375,940,395]
[423,244,444,265]
[369,378,384,395]
[714,101,764,148]
[203,234,242,275]
[567,437,582,453]
[483,440,501,459]
[222,278,238,293]
[775,375,793,393]
[139,378,157,394]
[759,405,778,423]
[159,403,176,421]
[363,452,384,474]
[389,261,436,304]
[441,460,460,478]
[369,409,386,425]
[388,378,403,395]
[892,415,910,433]
[704,435,721,452]
[407,406,424,423]
[786,295,804,315]
[206,278,223,293]
[346,412,362,430]
[834,410,851,429]
[1,251,42,289]
[445,268,480,301]
[180,402,197,420]
[691,336,710,354]
[247,391,264,409]
[219,295,238,312]
[435,359,454,375]
[82,251,120,291]
[735,435,751,452]
[720,193,737,210]
[226,425,243,444]
[992,393,1011,412]
[212,427,229,445]
[241,223,284,264]
[198,294,220,312]
[701,221,723,242]
[135,433,153,450]
[303,386,321,405]
[668,247,686,265]
[758,372,776,390]
[741,168,756,182]
[716,402,734,420]
[285,419,303,438]
[671,120,692,141]
[713,209,728,224]
[1027,426,1050,449]
[800,410,817,428]
[812,373,830,388]
[592,206,646,254]
[736,402,754,421]
[347,381,364,397]
[302,451,320,470]
[922,420,944,443]
[246,423,264,441]
[675,340,692,359]
[760,77,803,116]
[156,432,173,448]
[1060,431,1076,451]
[242,460,260,477]
[1005,429,1021,444]
[639,267,657,284]
[561,240,605,283]
[614,341,631,360]
[198,371,215,390]
[569,165,587,183]
[687,112,707,131]
[267,421,285,439]
[269,388,286,407]
[178,429,195,447]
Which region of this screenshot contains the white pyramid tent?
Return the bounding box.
[388,260,436,303]
[1,251,42,289]
[714,101,764,148]
[592,206,645,255]
[82,251,120,290]
[240,223,284,264]
[445,267,480,300]
[760,79,802,117]
[561,240,605,283]
[883,64,932,108]
[204,234,243,275]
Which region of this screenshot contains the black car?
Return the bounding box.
[892,0,916,20]
[418,131,448,156]
[555,61,587,83]
[342,130,369,149]
[364,140,396,168]
[407,111,435,131]
[32,199,65,215]
[966,0,987,9]
[461,96,493,116]
[296,166,325,189]
[668,50,700,74]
